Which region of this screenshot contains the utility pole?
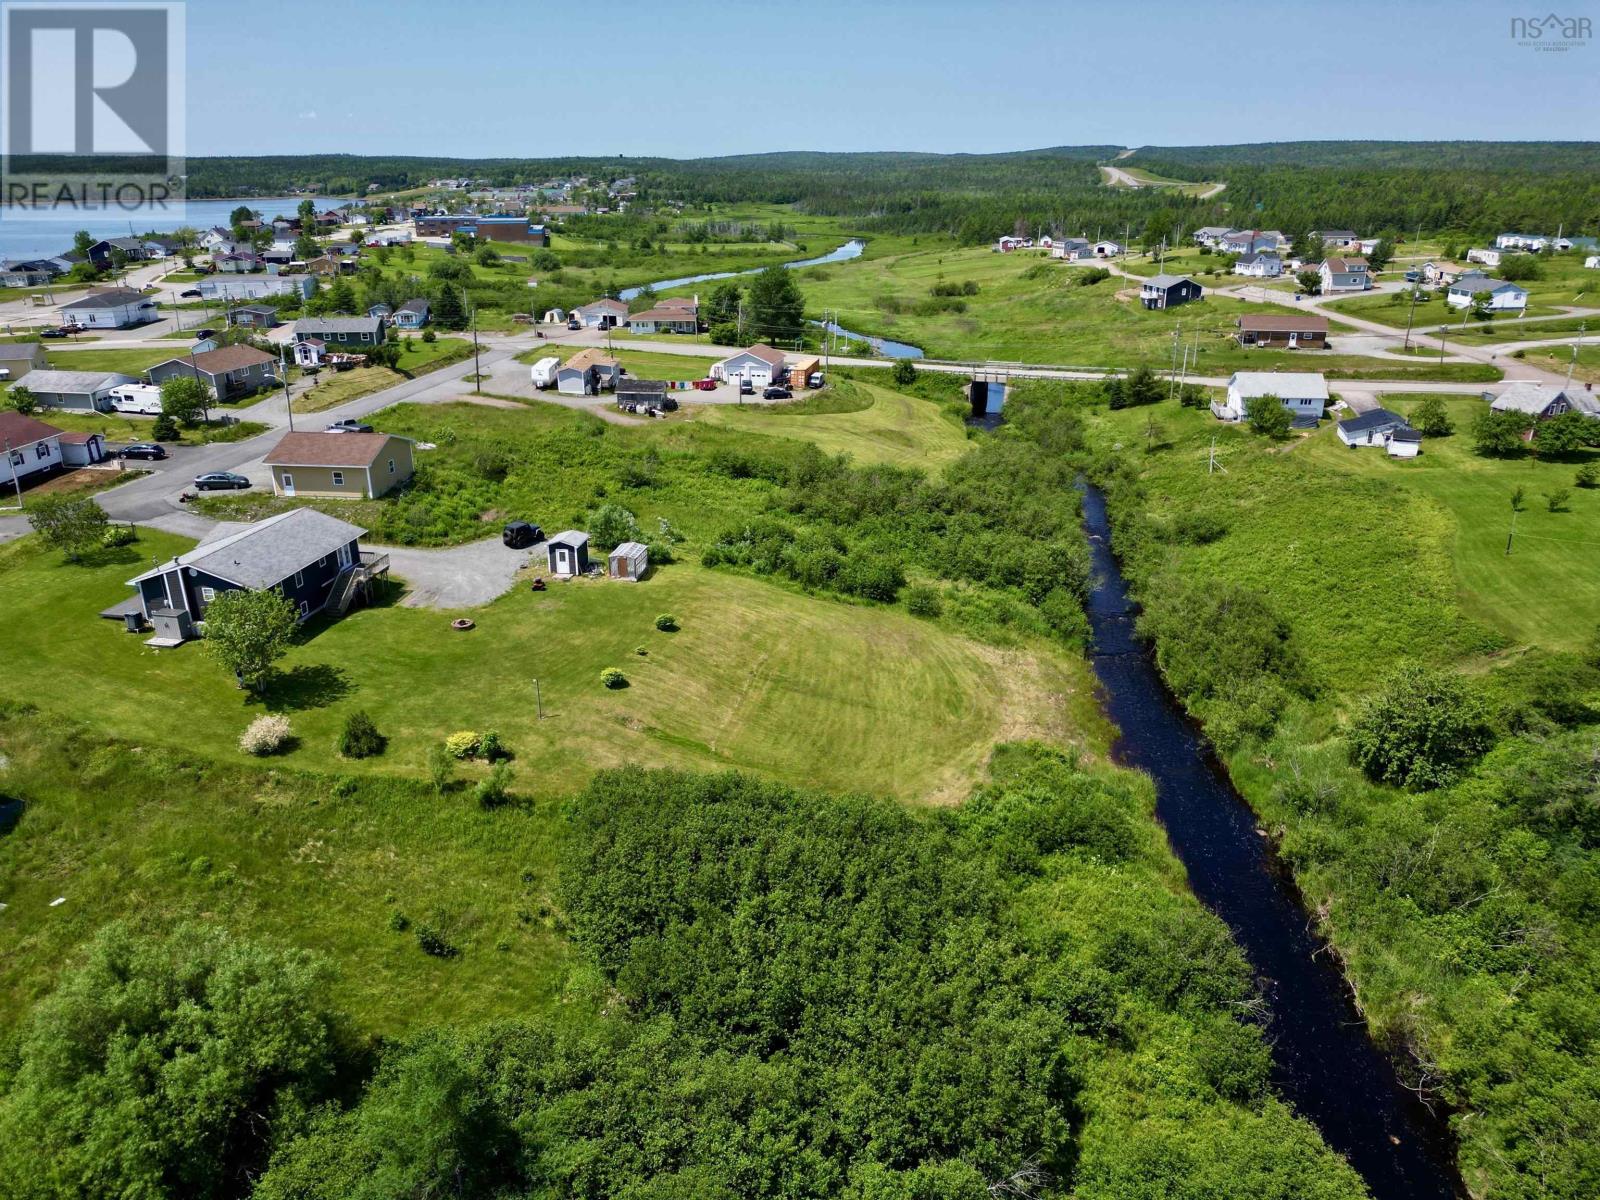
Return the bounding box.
[465,287,481,393]
[278,341,295,431]
[1402,285,1420,350]
[2,437,21,509]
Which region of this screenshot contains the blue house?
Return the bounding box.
[126,509,386,645]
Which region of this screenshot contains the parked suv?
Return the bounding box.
[763,386,792,400]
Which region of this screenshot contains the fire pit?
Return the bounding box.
[450,618,475,631]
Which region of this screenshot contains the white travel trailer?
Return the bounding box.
[529,356,561,389]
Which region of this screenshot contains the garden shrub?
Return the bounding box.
[600,668,628,689]
[477,730,506,762]
[654,614,678,632]
[587,502,641,550]
[239,713,292,756]
[415,924,459,958]
[475,762,515,809]
[337,710,386,759]
[445,730,480,759]
[100,524,137,548]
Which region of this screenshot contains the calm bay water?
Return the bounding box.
[0,198,343,260]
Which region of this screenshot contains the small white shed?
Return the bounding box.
[546,530,590,577]
[1387,430,1422,458]
[608,541,649,581]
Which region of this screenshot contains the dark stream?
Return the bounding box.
[1077,481,1461,1200]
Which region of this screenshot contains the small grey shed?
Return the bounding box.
[608,540,648,581]
[546,530,590,577]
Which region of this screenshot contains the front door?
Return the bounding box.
[280,472,295,496]
[337,543,353,568]
[555,548,571,574]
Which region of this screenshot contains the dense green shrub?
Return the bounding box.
[415,924,459,959]
[587,502,641,550]
[654,613,678,632]
[600,668,628,689]
[337,709,386,758]
[1348,663,1496,790]
[444,730,479,759]
[905,583,943,618]
[474,762,514,808]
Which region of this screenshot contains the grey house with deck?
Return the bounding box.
[125,509,386,644]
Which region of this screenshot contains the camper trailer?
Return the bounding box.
[108,383,166,415]
[529,356,561,390]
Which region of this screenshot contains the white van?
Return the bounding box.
[529,355,561,390]
[108,384,166,415]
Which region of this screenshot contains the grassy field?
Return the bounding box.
[514,345,720,383]
[695,378,970,469]
[29,409,269,445]
[1309,394,1600,649]
[1321,292,1564,329]
[775,244,1500,378]
[0,533,1096,804]
[1517,342,1600,385]
[40,345,181,375]
[289,335,473,413]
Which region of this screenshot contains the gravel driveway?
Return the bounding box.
[378,535,541,608]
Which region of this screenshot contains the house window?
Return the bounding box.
[331,470,344,487]
[387,458,396,474]
[200,586,215,602]
[8,451,22,466]
[298,600,309,617]
[293,569,304,588]
[35,442,49,459]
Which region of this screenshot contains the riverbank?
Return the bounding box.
[1080,390,1600,1200]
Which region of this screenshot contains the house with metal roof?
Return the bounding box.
[125,509,387,645]
[263,431,414,498]
[1489,383,1595,423]
[23,369,137,412]
[1215,371,1330,426]
[60,287,159,329]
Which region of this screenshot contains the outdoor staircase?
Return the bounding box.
[329,551,389,616]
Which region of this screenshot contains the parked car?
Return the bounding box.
[739,380,754,395]
[502,521,544,549]
[191,328,216,340]
[38,327,67,338]
[566,320,580,331]
[763,386,792,400]
[118,443,168,460]
[194,471,251,490]
[179,288,202,298]
[325,419,374,433]
[692,378,717,391]
[806,372,825,389]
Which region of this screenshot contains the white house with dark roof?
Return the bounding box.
[1337,407,1414,449]
[0,411,65,485]
[391,298,431,329]
[60,287,158,329]
[1193,226,1234,248]
[1319,257,1371,293]
[1214,371,1330,426]
[1447,274,1528,311]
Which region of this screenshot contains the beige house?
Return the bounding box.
[262,431,414,499]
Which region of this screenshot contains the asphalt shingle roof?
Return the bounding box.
[129,509,366,590]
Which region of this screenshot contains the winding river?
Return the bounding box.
[618,237,927,359]
[1078,481,1462,1200]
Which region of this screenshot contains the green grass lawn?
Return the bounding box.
[0,535,1095,806]
[696,378,969,469]
[42,345,183,376]
[28,409,268,445]
[1304,397,1600,649]
[514,345,721,382]
[1517,343,1600,385]
[1321,292,1563,329]
[0,702,580,1038]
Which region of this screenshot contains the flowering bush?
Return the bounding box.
[239,713,292,756]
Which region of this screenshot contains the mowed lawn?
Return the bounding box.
[1301,399,1600,651]
[0,533,1091,805]
[696,380,969,469]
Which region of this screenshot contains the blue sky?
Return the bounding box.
[186,0,1600,157]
